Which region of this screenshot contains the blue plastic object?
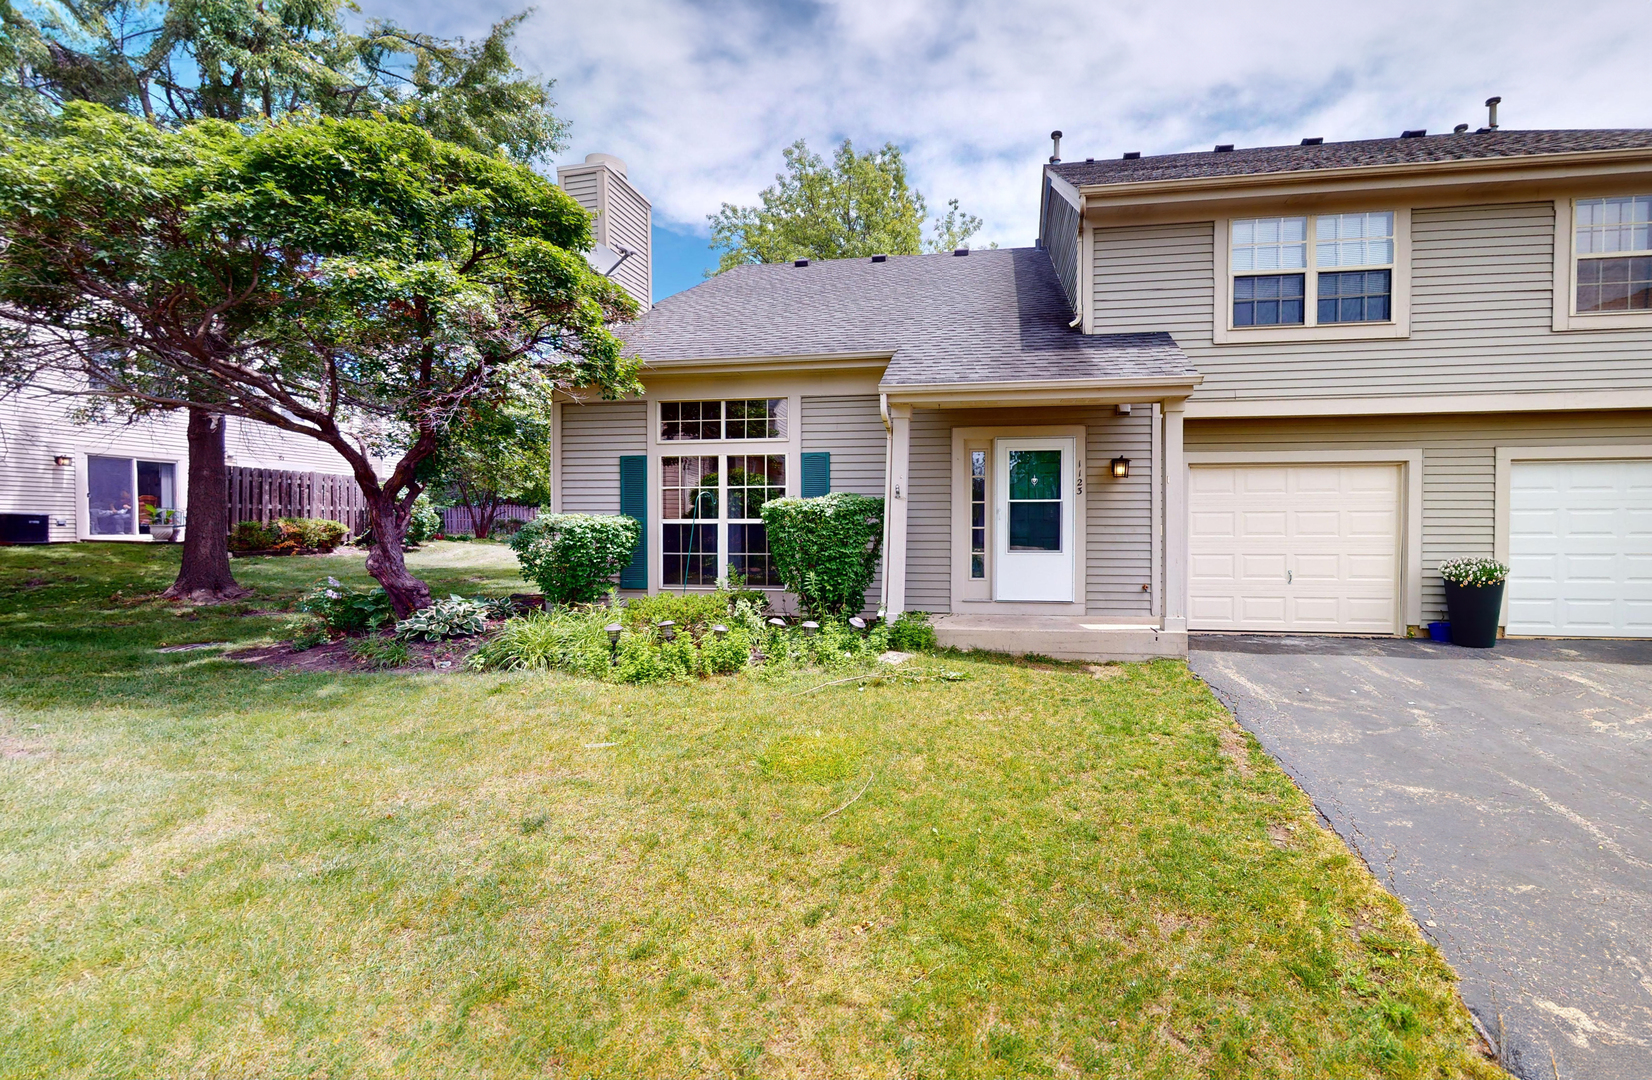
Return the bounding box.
[1427,621,1451,642]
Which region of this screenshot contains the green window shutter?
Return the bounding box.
[618,455,647,589]
[801,452,831,498]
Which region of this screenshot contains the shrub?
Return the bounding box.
[1437,557,1508,588]
[296,577,395,635]
[469,603,754,684]
[758,617,891,672]
[511,514,641,604]
[349,635,411,670]
[623,589,732,633]
[228,517,348,555]
[394,595,489,641]
[760,493,884,618]
[283,616,330,652]
[887,610,937,652]
[407,494,443,545]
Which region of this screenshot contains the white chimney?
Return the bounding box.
[556,152,652,310]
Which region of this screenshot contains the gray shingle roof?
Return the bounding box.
[616,247,1197,389]
[1050,129,1652,188]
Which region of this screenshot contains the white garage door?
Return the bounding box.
[1507,460,1652,637]
[1189,464,1402,633]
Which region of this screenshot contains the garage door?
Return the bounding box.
[1507,460,1652,637]
[1189,464,1402,633]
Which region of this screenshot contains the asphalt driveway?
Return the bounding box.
[1190,635,1652,1080]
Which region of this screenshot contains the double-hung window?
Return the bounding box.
[1227,212,1396,331]
[1574,196,1652,314]
[656,398,791,590]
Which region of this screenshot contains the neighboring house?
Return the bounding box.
[0,151,644,547]
[553,124,1652,658]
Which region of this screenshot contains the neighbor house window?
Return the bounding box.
[1575,196,1652,313]
[660,399,787,441]
[1230,212,1394,328]
[87,455,175,537]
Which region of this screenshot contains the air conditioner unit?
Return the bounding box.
[0,513,50,544]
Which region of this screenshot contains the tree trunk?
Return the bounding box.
[474,493,500,539]
[364,491,432,617]
[163,408,249,602]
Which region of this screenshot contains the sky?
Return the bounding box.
[371,0,1652,303]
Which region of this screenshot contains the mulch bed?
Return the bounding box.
[228,637,479,674]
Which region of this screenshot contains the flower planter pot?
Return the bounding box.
[1443,581,1504,648]
[150,525,176,543]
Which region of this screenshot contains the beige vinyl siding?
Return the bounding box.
[1041,183,1081,314]
[802,394,886,610]
[905,406,1155,616]
[801,395,885,495]
[1092,203,1652,402]
[603,176,652,308]
[1186,410,1652,620]
[559,400,646,513]
[558,169,600,213]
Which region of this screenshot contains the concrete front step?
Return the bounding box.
[932,614,1187,662]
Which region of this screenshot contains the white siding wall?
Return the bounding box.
[906,406,1155,616]
[603,176,652,309]
[1092,202,1652,401]
[1186,410,1652,621]
[0,382,364,542]
[559,399,647,513]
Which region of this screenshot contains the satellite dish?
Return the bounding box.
[585,241,635,277]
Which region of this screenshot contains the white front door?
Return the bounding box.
[1507,459,1652,637]
[994,438,1076,602]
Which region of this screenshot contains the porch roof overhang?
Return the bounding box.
[879,373,1201,409]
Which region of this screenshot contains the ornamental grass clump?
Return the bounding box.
[511,514,641,604]
[1436,557,1508,588]
[760,493,884,618]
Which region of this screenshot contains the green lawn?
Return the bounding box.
[0,543,1500,1078]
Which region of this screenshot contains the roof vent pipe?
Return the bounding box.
[1454,124,1469,134]
[1049,130,1063,163]
[1485,96,1501,130]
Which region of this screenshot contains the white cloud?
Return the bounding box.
[372,0,1652,247]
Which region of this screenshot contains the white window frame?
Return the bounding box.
[657,397,790,442]
[1551,197,1652,332]
[75,452,182,542]
[648,395,800,592]
[1213,209,1412,344]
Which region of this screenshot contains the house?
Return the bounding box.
[553,123,1652,657]
[0,151,648,547]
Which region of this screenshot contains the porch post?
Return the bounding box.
[1162,398,1187,633]
[884,403,912,617]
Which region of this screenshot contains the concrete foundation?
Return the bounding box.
[932,614,1187,662]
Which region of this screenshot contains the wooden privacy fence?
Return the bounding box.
[442,503,538,536]
[226,467,368,536]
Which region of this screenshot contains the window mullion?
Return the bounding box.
[1306,217,1319,327]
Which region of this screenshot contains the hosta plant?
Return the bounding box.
[1437,557,1508,588]
[394,596,489,641]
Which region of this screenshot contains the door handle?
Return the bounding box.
[1287,570,1293,584]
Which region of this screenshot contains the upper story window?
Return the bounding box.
[660,398,787,441]
[1574,196,1652,313]
[1229,212,1395,328]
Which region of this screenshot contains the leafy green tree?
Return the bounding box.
[708,138,984,272]
[428,399,553,539]
[0,105,638,614]
[0,0,570,601]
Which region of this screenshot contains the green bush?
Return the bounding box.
[228,517,348,555]
[469,602,754,684]
[760,493,884,618]
[407,494,442,545]
[758,617,891,672]
[283,616,330,652]
[296,577,395,635]
[510,514,641,604]
[887,610,937,652]
[394,596,489,641]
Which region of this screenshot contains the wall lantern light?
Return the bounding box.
[53,454,72,467]
[1110,456,1131,479]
